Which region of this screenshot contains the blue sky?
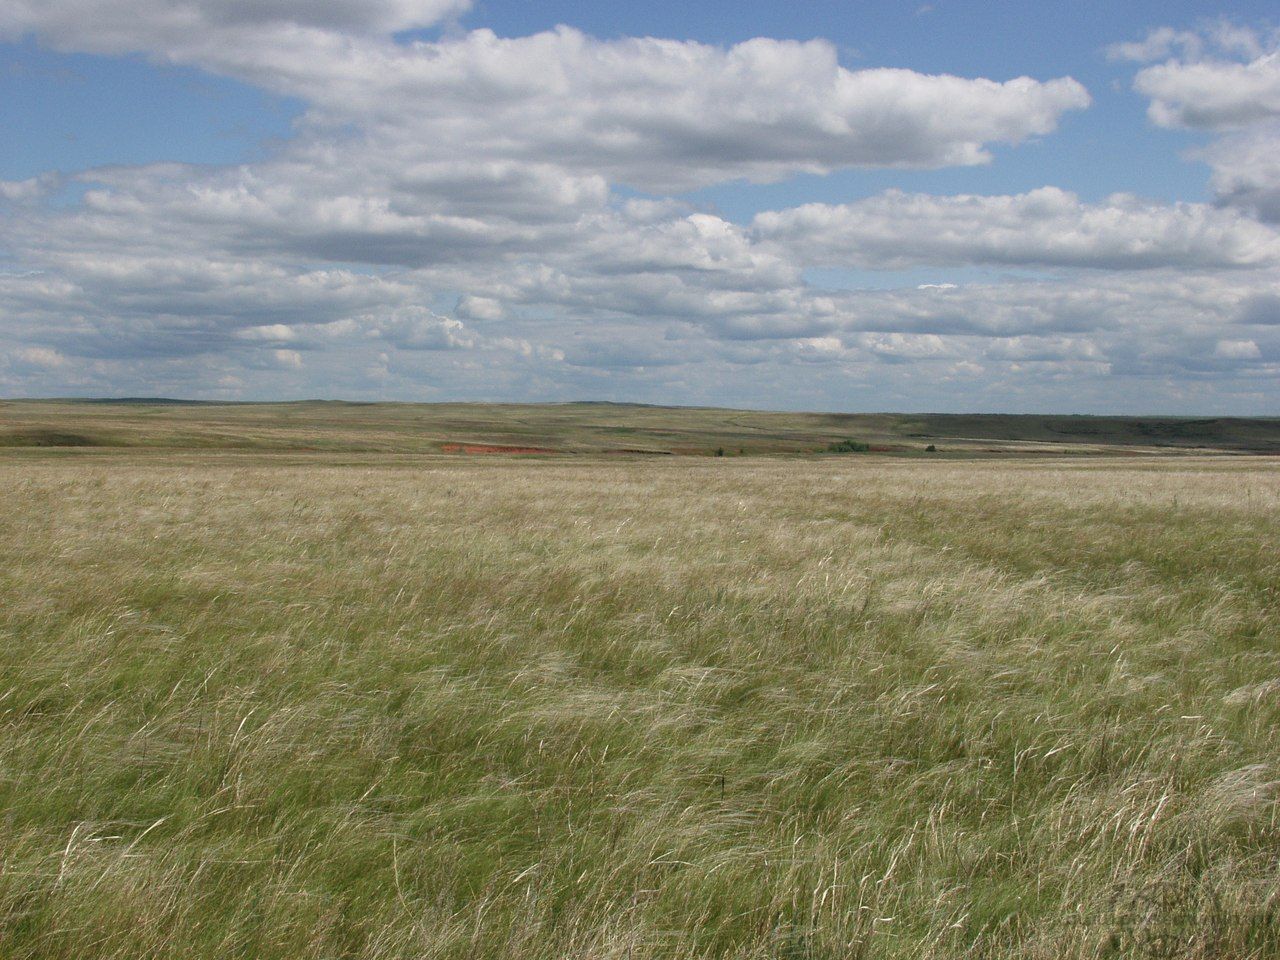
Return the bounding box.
[2,40,298,178]
[2,1,1278,412]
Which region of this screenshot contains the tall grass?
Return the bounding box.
[1,454,1278,958]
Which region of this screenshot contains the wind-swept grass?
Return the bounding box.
[1,454,1278,958]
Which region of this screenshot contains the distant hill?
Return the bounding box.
[2,399,1278,455]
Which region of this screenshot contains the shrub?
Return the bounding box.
[826,439,870,453]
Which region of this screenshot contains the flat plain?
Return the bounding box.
[5,399,1280,455]
[2,403,1279,958]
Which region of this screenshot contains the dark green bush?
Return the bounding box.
[826,439,870,453]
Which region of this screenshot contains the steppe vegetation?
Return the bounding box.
[1,407,1278,957]
[3,399,1279,455]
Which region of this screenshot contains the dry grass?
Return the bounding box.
[4,399,1279,454]
[2,452,1279,958]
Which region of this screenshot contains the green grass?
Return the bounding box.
[1,448,1279,958]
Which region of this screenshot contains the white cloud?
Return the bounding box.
[1214,338,1262,360]
[1135,53,1280,130]
[0,174,62,204]
[0,0,470,45]
[362,307,475,351]
[0,254,418,360]
[1114,23,1280,131]
[1,8,1090,192]
[752,187,1280,270]
[1,10,1277,410]
[10,345,70,368]
[236,324,297,343]
[792,336,846,361]
[1199,126,1280,223]
[1108,27,1193,64]
[1121,25,1280,227]
[1108,23,1272,66]
[858,332,948,360]
[5,165,1279,396]
[455,295,505,321]
[982,335,1102,362]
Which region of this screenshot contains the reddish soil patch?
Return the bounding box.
[439,442,555,455]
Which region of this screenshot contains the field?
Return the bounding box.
[4,399,1280,455]
[2,405,1279,958]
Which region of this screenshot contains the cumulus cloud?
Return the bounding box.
[9,345,70,369]
[1115,24,1280,130]
[6,171,1277,404]
[36,160,595,270]
[1135,54,1280,131]
[1109,23,1273,67]
[1199,127,1280,224]
[455,295,505,321]
[857,332,949,361]
[752,187,1280,270]
[365,307,475,351]
[0,174,62,204]
[235,324,297,343]
[981,335,1103,362]
[1214,338,1262,360]
[1119,24,1280,231]
[1,7,1277,409]
[1,5,1090,191]
[272,348,303,368]
[320,29,1090,191]
[0,254,418,361]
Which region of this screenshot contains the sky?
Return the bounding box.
[1,1,1279,413]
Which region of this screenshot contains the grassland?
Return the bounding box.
[2,408,1279,958]
[4,398,1280,455]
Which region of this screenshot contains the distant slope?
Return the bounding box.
[2,399,1278,455]
[901,413,1280,452]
